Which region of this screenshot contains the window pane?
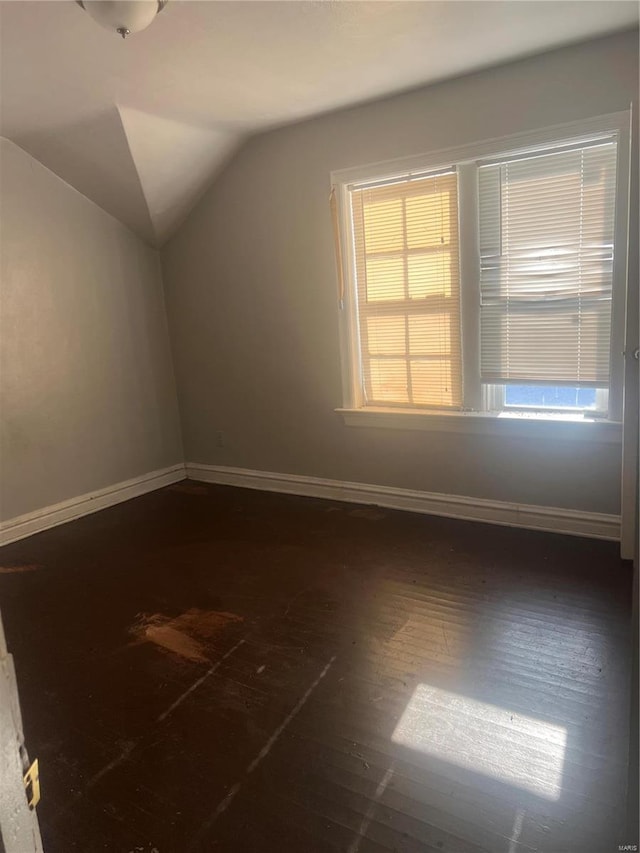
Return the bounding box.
[366,316,406,356]
[411,360,455,407]
[367,358,409,403]
[407,252,452,298]
[406,193,451,249]
[408,313,452,355]
[504,384,599,409]
[365,256,405,302]
[362,198,404,252]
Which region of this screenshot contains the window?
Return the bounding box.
[332,113,629,430]
[350,170,461,409]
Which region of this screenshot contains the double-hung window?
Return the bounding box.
[332,113,630,431]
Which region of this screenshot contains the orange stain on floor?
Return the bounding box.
[130,609,244,662]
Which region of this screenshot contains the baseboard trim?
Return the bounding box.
[0,461,620,547]
[186,463,620,542]
[0,464,186,547]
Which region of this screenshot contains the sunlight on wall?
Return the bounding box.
[391,684,566,800]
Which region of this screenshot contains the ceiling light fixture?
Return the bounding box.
[76,1,168,39]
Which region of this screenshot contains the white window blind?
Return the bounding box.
[478,140,618,386]
[349,171,462,408]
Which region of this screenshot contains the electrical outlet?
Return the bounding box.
[216,430,224,448]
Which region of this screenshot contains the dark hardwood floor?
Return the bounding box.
[0,481,633,853]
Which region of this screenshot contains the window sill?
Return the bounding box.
[336,407,622,443]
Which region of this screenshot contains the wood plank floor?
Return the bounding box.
[0,481,633,853]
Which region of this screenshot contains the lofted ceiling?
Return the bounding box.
[1,0,637,247]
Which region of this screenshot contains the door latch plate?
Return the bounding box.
[23,758,40,809]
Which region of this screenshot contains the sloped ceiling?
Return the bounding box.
[118,107,238,244]
[0,1,637,247]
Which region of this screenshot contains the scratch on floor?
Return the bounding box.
[157,638,247,722]
[282,587,313,619]
[508,807,526,853]
[245,656,335,775]
[0,564,40,573]
[85,742,137,791]
[441,624,451,657]
[347,764,395,853]
[194,654,337,844]
[207,782,242,824]
[56,638,247,820]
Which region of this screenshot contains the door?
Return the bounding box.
[0,610,43,853]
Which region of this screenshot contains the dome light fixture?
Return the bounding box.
[76,1,168,39]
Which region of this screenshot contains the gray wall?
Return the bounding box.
[0,139,183,521]
[162,30,638,515]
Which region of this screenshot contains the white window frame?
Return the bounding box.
[332,111,630,442]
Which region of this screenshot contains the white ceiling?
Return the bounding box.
[1,1,637,246]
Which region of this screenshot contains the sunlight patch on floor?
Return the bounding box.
[391,684,566,800]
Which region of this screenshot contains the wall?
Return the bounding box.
[0,139,183,521]
[162,30,639,515]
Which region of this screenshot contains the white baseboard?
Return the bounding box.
[0,464,186,547]
[0,460,620,547]
[186,463,620,542]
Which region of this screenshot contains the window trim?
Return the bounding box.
[336,406,622,442]
[331,111,631,430]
